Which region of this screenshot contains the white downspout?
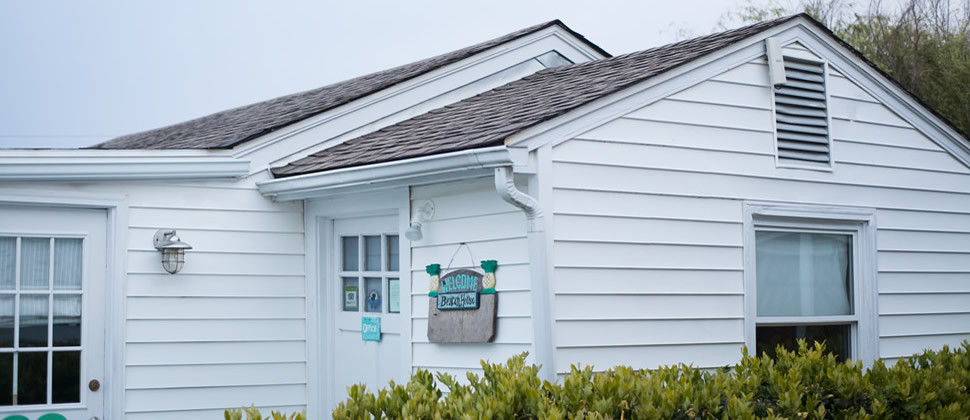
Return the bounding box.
[494,166,554,381]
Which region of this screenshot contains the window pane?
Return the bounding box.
[364,277,382,313]
[0,296,12,348]
[388,278,400,313]
[53,239,82,290]
[364,236,381,272]
[20,238,50,290]
[18,352,48,405]
[53,295,81,347]
[52,351,80,404]
[342,277,358,312]
[756,231,852,316]
[342,237,359,271]
[19,295,48,347]
[0,353,10,405]
[756,324,851,362]
[386,236,399,272]
[0,237,14,290]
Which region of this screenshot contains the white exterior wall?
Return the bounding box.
[1,178,306,418]
[409,177,533,379]
[549,47,970,373]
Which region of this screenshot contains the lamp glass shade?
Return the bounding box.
[405,224,423,241]
[161,249,185,274]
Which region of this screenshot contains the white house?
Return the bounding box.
[1,14,968,419]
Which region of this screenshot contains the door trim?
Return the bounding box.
[304,188,411,417]
[0,188,128,420]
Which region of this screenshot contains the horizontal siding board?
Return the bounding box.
[412,316,532,344]
[553,189,742,223]
[877,230,970,253]
[667,80,771,109]
[828,76,879,103]
[126,384,306,413]
[710,62,770,86]
[556,343,743,372]
[880,334,970,359]
[554,241,741,270]
[878,272,970,294]
[835,141,969,174]
[128,227,304,254]
[829,96,911,128]
[878,209,970,233]
[127,273,305,297]
[879,293,970,315]
[879,313,970,337]
[626,98,773,132]
[556,319,743,347]
[127,251,305,276]
[419,212,524,244]
[127,297,305,319]
[412,343,532,369]
[576,117,775,155]
[411,178,520,219]
[128,207,304,232]
[411,237,529,266]
[552,162,970,213]
[830,118,943,152]
[126,362,307,389]
[555,295,743,320]
[554,214,742,246]
[877,251,970,272]
[126,319,306,342]
[412,290,531,318]
[122,182,300,213]
[555,267,743,294]
[127,341,306,366]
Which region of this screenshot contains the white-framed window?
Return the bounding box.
[744,203,878,364]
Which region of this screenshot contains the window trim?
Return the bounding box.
[769,51,835,172]
[743,202,878,365]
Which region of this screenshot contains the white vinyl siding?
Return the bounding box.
[409,177,532,376]
[550,53,970,372]
[1,178,307,419]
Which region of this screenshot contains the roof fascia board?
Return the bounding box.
[233,25,606,171]
[507,19,970,170]
[784,25,970,168]
[506,20,804,151]
[257,146,518,201]
[0,150,249,181]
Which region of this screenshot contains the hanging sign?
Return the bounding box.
[426,259,498,343]
[362,317,381,341]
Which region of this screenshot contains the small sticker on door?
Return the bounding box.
[362,317,381,341]
[344,286,358,311]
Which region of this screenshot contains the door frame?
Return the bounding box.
[304,188,411,416]
[0,188,127,420]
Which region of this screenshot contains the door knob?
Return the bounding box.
[88,379,101,392]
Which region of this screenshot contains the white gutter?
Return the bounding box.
[0,150,250,181]
[494,166,554,382]
[258,146,519,201]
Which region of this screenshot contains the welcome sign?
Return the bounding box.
[426,261,498,343]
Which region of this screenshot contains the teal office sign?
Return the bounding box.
[362,317,381,341]
[436,269,482,311]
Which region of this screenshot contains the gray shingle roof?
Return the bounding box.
[93,20,607,150]
[271,15,800,178]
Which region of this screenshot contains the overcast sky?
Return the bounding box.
[0,0,760,149]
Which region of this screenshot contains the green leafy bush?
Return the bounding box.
[331,340,970,419]
[224,405,305,420]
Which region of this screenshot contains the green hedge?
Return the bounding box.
[330,341,970,419]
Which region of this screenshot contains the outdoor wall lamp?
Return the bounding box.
[405,200,435,241]
[153,229,192,274]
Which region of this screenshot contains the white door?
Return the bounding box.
[330,215,403,405]
[0,206,106,420]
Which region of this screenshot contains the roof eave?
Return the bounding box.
[0,149,250,181]
[257,146,526,201]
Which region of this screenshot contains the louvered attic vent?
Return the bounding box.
[774,58,830,165]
